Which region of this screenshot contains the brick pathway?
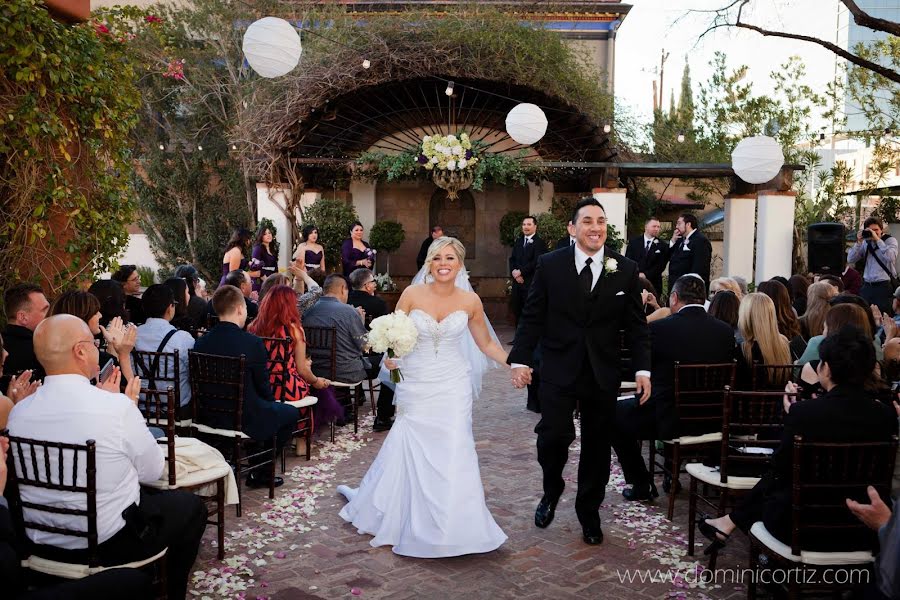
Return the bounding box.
[190,326,749,600]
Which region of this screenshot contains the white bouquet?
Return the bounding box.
[366,310,419,383]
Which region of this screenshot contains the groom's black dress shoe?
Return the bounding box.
[246,474,284,489]
[582,524,604,545]
[534,496,559,529]
[622,482,659,502]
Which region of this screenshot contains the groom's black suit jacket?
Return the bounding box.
[507,245,651,390]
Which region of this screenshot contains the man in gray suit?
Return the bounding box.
[302,274,370,384]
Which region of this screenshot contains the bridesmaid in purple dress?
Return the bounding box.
[219,227,260,288]
[250,224,279,292]
[295,224,326,273]
[341,221,374,276]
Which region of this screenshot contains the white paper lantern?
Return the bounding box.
[731,135,785,184]
[505,103,548,146]
[243,17,302,79]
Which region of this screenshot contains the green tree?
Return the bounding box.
[535,213,566,248]
[369,221,405,275]
[499,211,529,247]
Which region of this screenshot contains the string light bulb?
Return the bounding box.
[676,131,685,143]
[362,59,370,69]
[231,144,237,150]
[603,123,612,134]
[158,143,165,151]
[445,81,455,96]
[197,144,203,151]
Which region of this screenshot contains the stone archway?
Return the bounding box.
[429,188,476,259]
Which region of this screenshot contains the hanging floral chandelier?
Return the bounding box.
[416,133,478,200]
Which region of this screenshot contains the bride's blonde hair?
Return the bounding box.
[423,236,466,275]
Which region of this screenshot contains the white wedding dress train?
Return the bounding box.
[337,309,507,558]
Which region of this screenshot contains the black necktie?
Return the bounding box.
[645,239,652,252]
[580,257,593,294]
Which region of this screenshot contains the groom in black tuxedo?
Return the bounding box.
[508,198,651,545]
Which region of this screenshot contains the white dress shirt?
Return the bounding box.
[643,235,656,250]
[7,374,164,548]
[135,317,195,406]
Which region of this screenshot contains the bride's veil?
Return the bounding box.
[410,262,502,398]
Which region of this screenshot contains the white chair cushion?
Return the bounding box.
[22,547,168,579]
[663,432,722,445]
[330,380,363,388]
[192,423,250,439]
[285,396,318,409]
[749,521,875,565]
[685,462,760,490]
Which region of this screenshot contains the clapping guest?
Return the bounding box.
[1,283,49,392]
[174,264,208,329]
[708,289,741,341]
[111,265,146,325]
[250,224,279,293]
[248,285,343,431]
[757,280,806,359]
[296,225,326,272]
[799,281,837,340]
[341,221,374,276]
[797,303,874,367]
[734,293,792,389]
[0,333,40,429]
[220,227,260,288]
[52,290,137,385]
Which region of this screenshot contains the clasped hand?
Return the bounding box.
[510,366,532,388]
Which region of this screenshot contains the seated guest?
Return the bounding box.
[302,274,370,385]
[110,265,145,325]
[797,303,874,366]
[799,281,836,340]
[842,263,863,296]
[248,285,343,431]
[700,326,898,552]
[731,275,749,298]
[88,280,129,326]
[7,315,207,599]
[162,277,193,330]
[818,273,845,293]
[709,277,743,301]
[1,283,49,391]
[208,269,258,323]
[789,274,810,316]
[347,269,396,431]
[612,275,736,501]
[193,285,298,488]
[174,264,208,329]
[708,290,741,342]
[0,436,155,600]
[134,285,194,417]
[51,290,136,384]
[259,272,289,303]
[287,262,324,315]
[0,333,40,429]
[734,293,792,389]
[757,280,806,359]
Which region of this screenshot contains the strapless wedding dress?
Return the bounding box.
[337,309,507,558]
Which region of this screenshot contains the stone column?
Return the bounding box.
[349,180,376,232]
[256,183,293,269]
[592,187,627,243]
[527,180,554,216]
[723,194,757,281]
[754,190,796,284]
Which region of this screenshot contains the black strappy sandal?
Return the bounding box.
[697,514,731,555]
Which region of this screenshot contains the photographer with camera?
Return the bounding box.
[848,217,899,314]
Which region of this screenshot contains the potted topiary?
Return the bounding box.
[369,220,405,275]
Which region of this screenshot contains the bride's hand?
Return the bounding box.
[385,357,400,370]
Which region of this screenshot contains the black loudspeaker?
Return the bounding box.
[808,223,846,275]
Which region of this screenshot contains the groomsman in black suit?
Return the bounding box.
[667,213,712,294]
[509,215,548,324]
[509,198,651,546]
[625,217,669,296]
[555,221,576,250]
[415,225,443,271]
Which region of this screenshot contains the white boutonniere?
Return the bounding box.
[604,257,618,276]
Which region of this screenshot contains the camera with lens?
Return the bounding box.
[862,229,874,240]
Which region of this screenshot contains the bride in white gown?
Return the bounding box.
[337,236,511,558]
